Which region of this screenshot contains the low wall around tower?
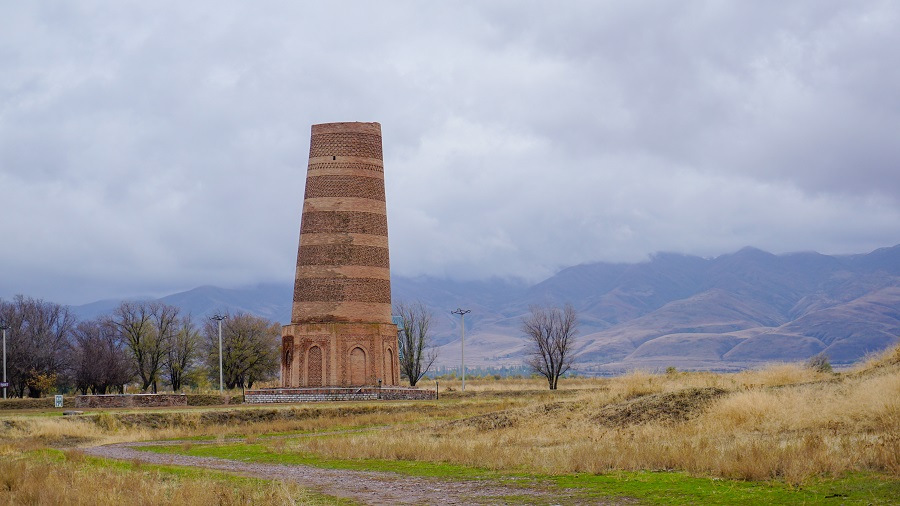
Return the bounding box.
[74,394,188,409]
[245,386,436,404]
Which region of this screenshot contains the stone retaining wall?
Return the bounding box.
[75,394,188,408]
[245,386,436,403]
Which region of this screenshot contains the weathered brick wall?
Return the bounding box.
[304,175,386,201]
[308,124,383,158]
[282,322,399,387]
[245,387,436,403]
[75,394,188,408]
[378,387,438,401]
[299,211,388,235]
[298,245,390,268]
[294,277,391,304]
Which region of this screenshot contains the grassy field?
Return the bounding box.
[1,344,898,504]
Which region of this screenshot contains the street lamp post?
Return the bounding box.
[0,319,9,399]
[210,314,227,392]
[451,308,470,392]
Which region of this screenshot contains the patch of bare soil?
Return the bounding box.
[84,440,629,505]
[593,387,728,426]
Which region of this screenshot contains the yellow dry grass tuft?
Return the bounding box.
[0,453,326,505]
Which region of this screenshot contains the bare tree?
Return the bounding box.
[164,315,199,392]
[203,312,280,389]
[71,318,132,394]
[522,303,579,390]
[0,296,75,397]
[109,301,178,393]
[394,301,437,387]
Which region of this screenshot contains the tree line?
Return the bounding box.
[0,294,579,397]
[0,295,280,398]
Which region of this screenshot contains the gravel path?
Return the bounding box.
[85,440,587,505]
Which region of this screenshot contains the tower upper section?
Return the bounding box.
[291,122,392,324]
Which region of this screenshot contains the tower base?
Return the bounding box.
[281,322,399,387]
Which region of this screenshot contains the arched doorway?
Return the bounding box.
[385,347,395,386]
[350,347,367,385]
[282,346,293,387]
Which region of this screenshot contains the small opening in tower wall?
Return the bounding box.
[333,156,336,160]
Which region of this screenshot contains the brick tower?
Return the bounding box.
[281,122,399,387]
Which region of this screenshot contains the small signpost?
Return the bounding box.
[54,395,63,408]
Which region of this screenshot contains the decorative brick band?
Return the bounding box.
[299,234,389,249]
[298,244,389,267]
[304,175,386,201]
[302,197,388,215]
[309,132,383,159]
[290,301,393,323]
[295,265,390,280]
[300,211,388,236]
[308,161,384,174]
[294,277,392,303]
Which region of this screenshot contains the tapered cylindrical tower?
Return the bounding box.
[281,122,400,388]
[292,122,392,324]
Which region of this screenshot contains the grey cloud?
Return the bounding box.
[1,1,899,304]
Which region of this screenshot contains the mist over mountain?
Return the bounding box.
[70,245,900,373]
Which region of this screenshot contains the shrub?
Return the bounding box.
[806,353,833,373]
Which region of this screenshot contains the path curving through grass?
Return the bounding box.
[84,438,623,505]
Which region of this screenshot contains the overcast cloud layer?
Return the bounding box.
[2,1,899,305]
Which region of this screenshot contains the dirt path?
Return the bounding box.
[84,440,621,505]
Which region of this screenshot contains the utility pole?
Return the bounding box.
[210,314,227,392]
[451,308,470,392]
[0,319,8,399]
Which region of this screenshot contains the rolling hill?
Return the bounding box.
[71,245,900,373]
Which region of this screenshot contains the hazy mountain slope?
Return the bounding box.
[159,284,292,322]
[69,245,900,372]
[576,288,787,364]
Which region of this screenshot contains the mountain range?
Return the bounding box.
[71,245,900,373]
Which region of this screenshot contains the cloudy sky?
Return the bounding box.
[2,1,899,305]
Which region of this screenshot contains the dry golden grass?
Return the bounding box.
[436,375,601,392]
[0,396,524,455]
[2,344,899,492]
[282,346,900,485]
[0,452,327,505]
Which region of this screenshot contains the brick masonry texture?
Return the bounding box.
[304,175,386,201]
[308,161,383,173]
[245,387,436,403]
[75,394,187,408]
[298,244,389,267]
[282,323,398,386]
[290,301,391,324]
[299,211,388,235]
[309,132,383,159]
[294,278,391,304]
